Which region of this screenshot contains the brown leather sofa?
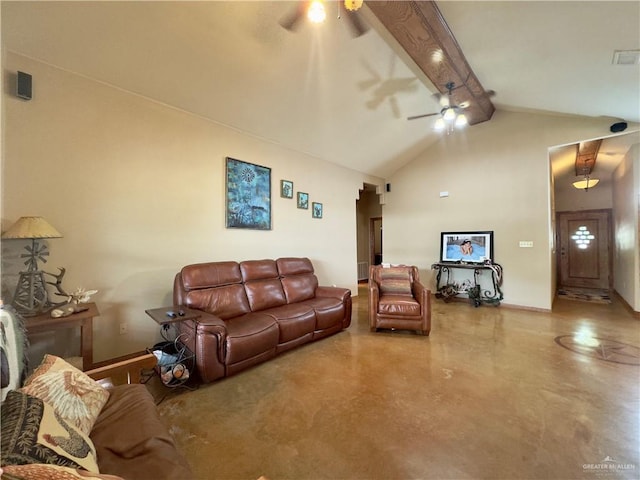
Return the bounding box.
[369,264,431,335]
[173,257,352,383]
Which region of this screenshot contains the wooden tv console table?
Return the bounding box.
[431,262,503,307]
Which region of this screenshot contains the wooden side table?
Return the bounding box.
[145,305,201,326]
[145,306,201,388]
[25,302,98,370]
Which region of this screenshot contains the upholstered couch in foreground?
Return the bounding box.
[0,306,193,480]
[173,257,352,383]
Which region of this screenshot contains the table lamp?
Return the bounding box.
[1,216,63,316]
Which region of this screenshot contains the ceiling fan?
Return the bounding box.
[407,81,470,130]
[279,0,369,37]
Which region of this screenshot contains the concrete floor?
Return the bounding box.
[156,286,640,480]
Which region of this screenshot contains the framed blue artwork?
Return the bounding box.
[297,192,309,209]
[312,202,323,219]
[280,180,293,198]
[225,157,271,230]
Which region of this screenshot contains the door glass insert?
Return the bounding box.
[570,225,595,250]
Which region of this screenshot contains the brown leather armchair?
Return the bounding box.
[369,265,431,335]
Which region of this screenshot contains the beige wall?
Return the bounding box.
[555,181,613,212]
[383,109,636,311]
[612,144,640,309]
[1,52,382,361]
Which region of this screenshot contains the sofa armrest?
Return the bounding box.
[368,280,380,303]
[315,286,351,301]
[413,280,430,305]
[411,280,430,303]
[86,353,157,385]
[177,311,228,383]
[413,280,432,335]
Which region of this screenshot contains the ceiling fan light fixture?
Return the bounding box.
[344,0,363,11]
[455,113,467,127]
[434,118,446,131]
[307,0,326,23]
[443,107,456,121]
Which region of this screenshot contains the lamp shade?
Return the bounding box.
[1,216,62,239]
[572,178,600,190]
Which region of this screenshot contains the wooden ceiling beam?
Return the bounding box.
[365,0,495,126]
[575,139,602,176]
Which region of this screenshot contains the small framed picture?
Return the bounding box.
[280,180,293,198]
[312,202,323,219]
[297,192,309,209]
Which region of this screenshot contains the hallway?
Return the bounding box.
[157,288,640,480]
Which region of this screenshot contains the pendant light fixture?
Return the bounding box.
[572,176,600,191]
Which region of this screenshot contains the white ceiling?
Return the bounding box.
[2,1,640,182]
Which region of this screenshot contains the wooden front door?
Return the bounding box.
[557,210,611,290]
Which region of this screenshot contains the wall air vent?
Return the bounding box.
[612,50,640,65]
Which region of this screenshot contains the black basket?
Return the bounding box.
[149,334,194,387]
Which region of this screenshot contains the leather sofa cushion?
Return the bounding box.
[300,297,345,330]
[240,259,279,281]
[244,278,287,311]
[185,284,251,320]
[181,261,242,289]
[378,295,421,316]
[260,304,315,343]
[281,274,318,303]
[224,313,279,364]
[276,257,314,276]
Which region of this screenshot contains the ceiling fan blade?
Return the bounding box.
[407,112,439,120]
[279,2,309,31]
[344,10,369,37]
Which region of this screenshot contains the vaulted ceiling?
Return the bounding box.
[2,1,639,183]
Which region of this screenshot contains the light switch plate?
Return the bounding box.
[519,241,534,248]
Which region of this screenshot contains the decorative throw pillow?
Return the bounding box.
[20,355,109,436]
[1,463,124,480]
[380,278,413,296]
[1,390,99,473]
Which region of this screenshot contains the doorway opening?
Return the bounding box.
[371,217,383,266]
[356,183,383,283]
